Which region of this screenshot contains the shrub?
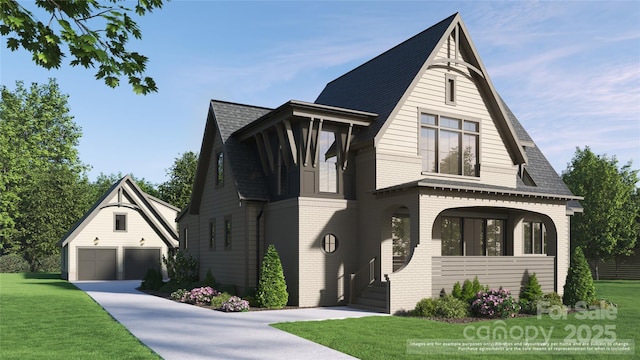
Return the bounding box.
[159,279,199,294]
[182,286,219,305]
[520,273,543,302]
[414,298,437,317]
[471,276,483,296]
[33,254,60,272]
[202,269,216,288]
[434,295,468,318]
[471,288,521,318]
[256,245,288,308]
[140,268,164,290]
[563,247,596,307]
[591,298,617,309]
[210,292,232,309]
[162,250,198,284]
[460,279,474,303]
[451,282,462,300]
[221,296,250,312]
[170,289,188,301]
[0,254,29,273]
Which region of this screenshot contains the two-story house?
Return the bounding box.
[178,13,582,314]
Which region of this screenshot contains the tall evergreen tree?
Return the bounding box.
[563,247,596,306]
[256,245,288,308]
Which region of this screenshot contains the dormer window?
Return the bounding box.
[420,112,479,176]
[318,130,338,193]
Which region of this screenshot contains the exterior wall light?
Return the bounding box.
[140,237,145,246]
[94,237,99,246]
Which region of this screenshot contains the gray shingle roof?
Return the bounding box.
[210,101,272,201]
[315,13,457,145]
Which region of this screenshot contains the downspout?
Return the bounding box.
[256,202,266,286]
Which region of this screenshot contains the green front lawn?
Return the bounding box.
[0,273,159,359]
[273,281,639,360]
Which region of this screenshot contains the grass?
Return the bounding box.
[0,273,159,359]
[273,281,639,360]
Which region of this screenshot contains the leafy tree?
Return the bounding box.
[0,79,88,259]
[563,246,596,306]
[256,244,288,308]
[562,147,639,279]
[1,0,165,94]
[158,151,198,210]
[91,172,160,200]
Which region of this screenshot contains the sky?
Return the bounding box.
[2,1,639,185]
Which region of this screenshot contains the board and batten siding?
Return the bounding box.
[431,256,555,298]
[376,32,517,189]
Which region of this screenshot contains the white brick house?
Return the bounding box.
[179,13,582,314]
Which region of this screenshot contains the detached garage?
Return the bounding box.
[59,175,179,281]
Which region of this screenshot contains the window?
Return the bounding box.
[216,151,224,186]
[224,218,232,250]
[318,130,338,193]
[484,219,504,256]
[209,221,216,250]
[182,227,188,250]
[524,221,546,254]
[445,74,456,105]
[420,113,479,176]
[114,214,127,231]
[441,217,462,256]
[322,234,338,253]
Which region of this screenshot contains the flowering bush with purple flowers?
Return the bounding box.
[471,288,520,318]
[179,287,220,305]
[221,296,250,312]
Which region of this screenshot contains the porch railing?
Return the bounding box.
[349,257,376,303]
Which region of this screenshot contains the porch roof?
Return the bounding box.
[373,177,584,203]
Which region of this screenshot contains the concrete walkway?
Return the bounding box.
[74,281,385,359]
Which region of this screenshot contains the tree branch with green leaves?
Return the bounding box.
[1,0,165,94]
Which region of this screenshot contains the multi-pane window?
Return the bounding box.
[318,130,338,193]
[209,221,216,250]
[524,221,546,254]
[441,217,462,256]
[484,219,504,256]
[420,113,479,176]
[216,151,224,186]
[114,214,127,231]
[224,218,232,250]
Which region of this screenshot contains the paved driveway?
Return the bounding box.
[74,281,385,359]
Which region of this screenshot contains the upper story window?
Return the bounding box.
[420,113,479,177]
[224,217,232,250]
[114,213,127,232]
[182,227,188,250]
[318,130,338,193]
[209,221,216,250]
[445,74,457,105]
[216,151,224,186]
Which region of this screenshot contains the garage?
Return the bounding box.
[124,248,161,280]
[77,249,117,280]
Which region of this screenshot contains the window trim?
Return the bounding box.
[445,73,457,106]
[216,150,224,187]
[321,233,338,254]
[209,220,216,251]
[224,217,232,251]
[418,109,481,177]
[182,227,188,250]
[114,213,127,232]
[523,221,547,255]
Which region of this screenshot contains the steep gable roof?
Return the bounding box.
[315,13,527,165]
[189,101,272,214]
[58,175,179,247]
